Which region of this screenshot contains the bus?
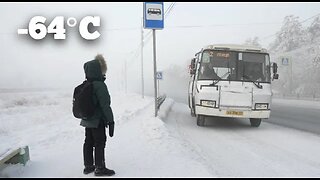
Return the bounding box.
[188,44,279,127]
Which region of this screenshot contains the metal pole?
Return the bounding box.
[157,79,159,96]
[290,57,293,95]
[141,18,144,98]
[152,29,158,117]
[125,59,127,94]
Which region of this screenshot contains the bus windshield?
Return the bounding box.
[198,50,271,83]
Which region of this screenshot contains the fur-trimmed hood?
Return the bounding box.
[95,54,107,75]
[83,54,107,81]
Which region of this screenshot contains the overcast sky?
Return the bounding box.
[0,2,319,92]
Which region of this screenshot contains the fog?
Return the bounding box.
[1,2,319,102]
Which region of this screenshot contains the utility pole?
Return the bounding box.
[141,18,144,98]
[124,59,127,94]
[290,57,293,95]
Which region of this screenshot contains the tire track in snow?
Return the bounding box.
[165,102,320,177]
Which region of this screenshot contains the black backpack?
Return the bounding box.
[72,80,95,119]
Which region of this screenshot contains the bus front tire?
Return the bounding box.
[197,115,205,126]
[250,118,262,127]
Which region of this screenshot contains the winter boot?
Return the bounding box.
[94,166,115,176]
[83,165,95,174]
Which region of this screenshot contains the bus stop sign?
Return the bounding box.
[281,57,289,66]
[143,2,164,29]
[156,71,163,80]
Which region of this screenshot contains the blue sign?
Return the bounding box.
[282,57,289,66]
[143,2,164,29]
[156,71,163,80]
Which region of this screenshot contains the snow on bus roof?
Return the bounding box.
[203,44,268,53]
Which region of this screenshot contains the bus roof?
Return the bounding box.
[202,44,268,53]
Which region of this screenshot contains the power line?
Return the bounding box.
[99,27,140,32]
[96,21,282,33]
[300,12,320,24]
[164,2,176,19]
[166,22,282,29]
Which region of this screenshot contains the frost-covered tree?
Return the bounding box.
[270,15,305,52]
[268,15,320,97]
[243,36,262,47]
[307,16,320,43]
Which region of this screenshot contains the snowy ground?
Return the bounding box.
[0,90,320,177]
[0,90,211,177]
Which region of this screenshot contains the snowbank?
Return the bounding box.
[158,98,175,119]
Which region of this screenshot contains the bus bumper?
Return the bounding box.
[195,105,271,119]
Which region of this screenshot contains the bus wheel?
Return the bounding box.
[197,115,205,126]
[250,118,261,127]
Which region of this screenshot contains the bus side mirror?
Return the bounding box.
[273,62,278,74]
[272,63,279,80]
[189,58,196,75]
[273,73,279,80]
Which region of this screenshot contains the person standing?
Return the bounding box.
[80,54,115,176]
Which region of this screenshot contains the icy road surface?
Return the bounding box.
[161,100,320,177]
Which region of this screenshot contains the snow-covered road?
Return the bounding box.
[269,98,320,135]
[163,101,320,177]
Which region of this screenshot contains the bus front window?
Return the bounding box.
[239,53,271,82]
[198,50,236,80]
[198,50,271,83]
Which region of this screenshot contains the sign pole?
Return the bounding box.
[143,2,164,117]
[141,18,144,99]
[153,29,158,117]
[157,79,159,96]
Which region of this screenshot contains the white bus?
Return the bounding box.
[188,44,279,127]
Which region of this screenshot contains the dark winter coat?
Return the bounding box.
[80,58,114,131]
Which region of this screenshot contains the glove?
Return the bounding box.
[108,121,114,137]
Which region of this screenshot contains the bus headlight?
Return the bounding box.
[255,103,269,110]
[201,100,216,108]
